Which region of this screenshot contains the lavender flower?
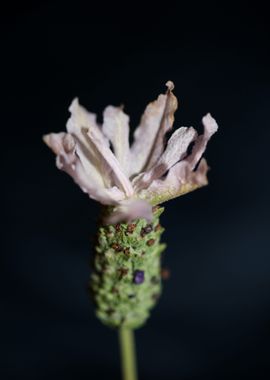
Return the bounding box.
[43,81,218,224]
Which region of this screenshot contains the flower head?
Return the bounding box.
[43,81,218,223]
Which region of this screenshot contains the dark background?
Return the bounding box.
[2,1,270,379]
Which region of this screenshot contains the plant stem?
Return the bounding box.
[119,327,138,380]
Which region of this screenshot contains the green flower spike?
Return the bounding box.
[43,81,218,380]
[91,205,166,329]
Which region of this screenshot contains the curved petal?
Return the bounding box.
[69,160,125,204]
[43,132,125,205]
[138,159,209,206]
[137,113,218,205]
[68,98,134,197]
[43,132,66,155]
[86,128,134,197]
[102,105,130,175]
[67,99,107,188]
[43,132,77,169]
[68,98,105,141]
[133,126,197,191]
[186,113,218,169]
[129,81,178,176]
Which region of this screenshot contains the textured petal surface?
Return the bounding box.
[138,113,218,205]
[43,132,67,155]
[138,159,208,205]
[102,106,130,175]
[43,132,125,204]
[104,199,153,224]
[129,81,178,176]
[133,126,197,191]
[68,99,134,197]
[86,128,133,197]
[67,99,106,188]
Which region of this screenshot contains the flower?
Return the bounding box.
[43,81,218,224]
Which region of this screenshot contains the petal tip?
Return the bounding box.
[202,113,218,134]
[166,80,175,91]
[42,134,50,146]
[69,97,79,113]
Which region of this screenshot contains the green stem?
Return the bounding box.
[119,327,138,380]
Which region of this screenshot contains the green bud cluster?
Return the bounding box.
[90,206,166,329]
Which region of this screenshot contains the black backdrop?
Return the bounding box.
[2,1,270,379]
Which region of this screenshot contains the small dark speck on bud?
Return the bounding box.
[118,267,129,278]
[127,224,136,233]
[141,224,153,237]
[144,224,153,233]
[111,243,122,252]
[161,268,170,280]
[133,270,145,285]
[147,239,155,246]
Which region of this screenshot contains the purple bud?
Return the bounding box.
[133,270,145,285]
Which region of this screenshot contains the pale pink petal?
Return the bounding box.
[86,128,134,197]
[138,161,189,205]
[68,98,105,141]
[61,157,125,204]
[43,132,125,205]
[133,126,197,191]
[138,158,209,206]
[43,132,76,168]
[104,199,153,225]
[186,113,218,169]
[129,81,178,176]
[66,158,126,204]
[138,114,218,205]
[102,106,130,175]
[68,98,134,197]
[191,158,209,185]
[43,132,67,155]
[66,99,107,188]
[164,158,209,188]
